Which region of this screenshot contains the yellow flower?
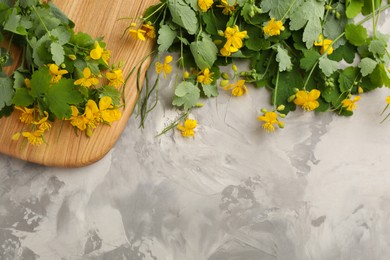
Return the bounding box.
[341,96,361,111]
[224,25,247,50]
[14,106,36,124]
[156,55,173,79]
[90,41,104,60]
[106,69,125,88]
[386,96,390,104]
[198,0,213,12]
[141,23,156,39]
[69,106,88,131]
[197,68,214,85]
[74,67,100,88]
[314,34,334,55]
[217,0,236,15]
[177,119,197,137]
[99,96,122,123]
[22,130,45,146]
[224,79,248,97]
[129,28,146,41]
[257,111,281,133]
[263,18,285,37]
[48,64,68,84]
[33,111,51,131]
[293,89,321,111]
[102,49,110,65]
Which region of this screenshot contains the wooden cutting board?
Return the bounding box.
[0,0,159,167]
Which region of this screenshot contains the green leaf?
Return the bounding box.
[368,39,387,57]
[338,67,359,92]
[12,88,34,107]
[13,70,25,89]
[300,49,320,71]
[172,81,200,111]
[322,86,343,107]
[328,42,356,64]
[157,24,177,53]
[30,67,51,98]
[49,2,74,27]
[168,0,198,35]
[72,32,94,48]
[244,25,269,51]
[190,33,218,70]
[202,84,218,98]
[47,79,82,119]
[289,0,324,47]
[345,24,367,46]
[4,8,27,35]
[345,0,364,18]
[323,4,347,48]
[358,57,377,77]
[361,0,382,15]
[51,26,71,45]
[99,85,122,106]
[0,77,14,110]
[319,56,338,77]
[50,41,65,65]
[261,0,303,20]
[370,63,390,88]
[275,45,292,72]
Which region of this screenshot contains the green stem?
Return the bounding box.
[273,70,280,108]
[281,0,299,21]
[142,2,167,22]
[371,0,377,38]
[31,5,51,36]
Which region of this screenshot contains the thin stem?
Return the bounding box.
[281,0,299,21]
[371,0,377,38]
[273,70,280,108]
[31,5,51,36]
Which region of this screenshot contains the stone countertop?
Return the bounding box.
[1,13,390,260]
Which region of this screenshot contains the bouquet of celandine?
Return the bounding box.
[131,0,390,135]
[0,0,124,146]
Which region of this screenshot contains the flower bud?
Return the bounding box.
[358,86,364,94]
[278,121,285,128]
[288,95,296,102]
[61,63,66,69]
[279,113,286,118]
[12,132,21,141]
[221,72,229,80]
[232,64,238,72]
[217,30,225,37]
[213,40,223,45]
[335,12,341,19]
[293,88,299,93]
[277,105,285,111]
[196,103,204,107]
[260,108,268,113]
[183,71,190,79]
[220,79,229,87]
[68,54,77,61]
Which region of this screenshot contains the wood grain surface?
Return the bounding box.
[0,0,159,167]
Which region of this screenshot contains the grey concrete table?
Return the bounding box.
[1,14,390,260]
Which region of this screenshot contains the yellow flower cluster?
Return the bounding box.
[342,96,360,111]
[177,118,197,137]
[257,110,284,133]
[12,108,51,146]
[293,89,321,111]
[90,41,111,64]
[223,79,248,97]
[216,0,236,15]
[197,68,214,85]
[314,34,334,55]
[263,18,285,37]
[220,25,247,57]
[69,96,122,137]
[129,22,156,41]
[198,0,213,12]
[155,55,173,79]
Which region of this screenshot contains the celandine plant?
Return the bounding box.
[130,0,390,136]
[0,0,124,146]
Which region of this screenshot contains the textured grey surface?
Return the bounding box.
[1,13,390,260]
